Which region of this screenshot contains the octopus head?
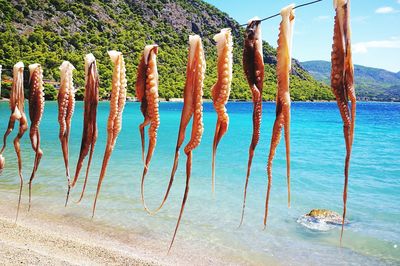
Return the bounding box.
[13,62,24,79]
[245,17,261,43]
[144,44,158,65]
[334,0,348,10]
[29,63,41,82]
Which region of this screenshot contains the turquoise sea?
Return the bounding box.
[0,101,399,265]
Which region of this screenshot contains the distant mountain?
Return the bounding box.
[301,60,400,101]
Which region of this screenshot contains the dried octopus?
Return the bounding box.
[265,4,295,228]
[58,61,76,206]
[136,45,161,213]
[139,36,205,221]
[239,18,264,226]
[28,63,45,211]
[168,35,205,252]
[70,54,99,203]
[211,28,233,194]
[331,0,356,242]
[137,36,205,251]
[0,62,28,220]
[92,50,127,218]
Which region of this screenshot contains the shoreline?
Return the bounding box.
[0,196,232,265]
[0,200,160,265]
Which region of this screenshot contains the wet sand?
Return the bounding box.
[0,198,229,265]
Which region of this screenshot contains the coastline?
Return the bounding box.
[0,196,233,266]
[0,199,158,265]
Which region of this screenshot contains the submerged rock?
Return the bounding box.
[297,209,349,231]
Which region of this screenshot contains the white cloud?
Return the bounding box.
[398,0,400,4]
[375,6,398,14]
[353,40,400,53]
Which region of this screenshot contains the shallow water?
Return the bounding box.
[0,101,399,265]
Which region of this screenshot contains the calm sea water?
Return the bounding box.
[0,101,399,265]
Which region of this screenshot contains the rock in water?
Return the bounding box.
[297,209,349,231]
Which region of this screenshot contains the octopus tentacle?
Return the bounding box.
[57,61,75,206]
[265,113,284,226]
[284,107,291,206]
[13,114,28,179]
[92,50,127,218]
[71,54,99,204]
[264,4,295,228]
[28,129,43,211]
[0,118,16,165]
[211,120,226,193]
[168,150,192,254]
[0,62,25,172]
[211,28,233,194]
[145,123,187,215]
[76,135,96,203]
[136,47,149,164]
[0,62,27,221]
[344,5,356,231]
[169,35,205,252]
[13,113,28,221]
[27,63,45,211]
[139,119,151,163]
[140,40,196,216]
[331,0,355,243]
[137,45,162,213]
[239,18,264,226]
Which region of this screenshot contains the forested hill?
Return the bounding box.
[302,60,400,101]
[0,0,333,101]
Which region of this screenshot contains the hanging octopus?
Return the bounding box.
[70,54,99,204]
[331,0,355,242]
[92,50,127,218]
[239,18,264,226]
[211,28,233,194]
[265,4,295,228]
[168,35,205,252]
[0,62,28,221]
[28,63,45,211]
[136,45,161,212]
[139,36,206,219]
[58,61,75,206]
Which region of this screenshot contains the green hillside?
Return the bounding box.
[302,60,400,101]
[0,0,333,101]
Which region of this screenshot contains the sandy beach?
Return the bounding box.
[0,197,232,266]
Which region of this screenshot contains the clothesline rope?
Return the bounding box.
[239,0,323,26]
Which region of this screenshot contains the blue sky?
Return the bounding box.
[204,0,400,72]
